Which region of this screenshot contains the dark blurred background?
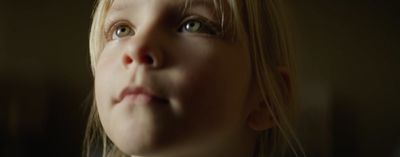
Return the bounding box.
[0,0,93,156]
[0,0,399,157]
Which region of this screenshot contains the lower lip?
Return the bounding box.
[120,94,167,106]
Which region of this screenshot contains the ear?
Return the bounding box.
[247,66,291,131]
[247,101,275,131]
[277,67,292,94]
[246,78,274,131]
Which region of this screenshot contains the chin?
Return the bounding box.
[108,123,173,156]
[112,133,159,156]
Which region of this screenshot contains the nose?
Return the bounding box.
[122,35,164,69]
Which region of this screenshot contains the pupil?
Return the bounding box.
[186,22,200,32]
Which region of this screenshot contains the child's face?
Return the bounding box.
[95,0,256,155]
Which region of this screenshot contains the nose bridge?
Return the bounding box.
[136,0,171,46]
[134,20,163,49]
[123,16,166,69]
[129,0,170,52]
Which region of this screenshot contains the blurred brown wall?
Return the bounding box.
[289,1,400,157]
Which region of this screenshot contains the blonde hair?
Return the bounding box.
[84,0,304,157]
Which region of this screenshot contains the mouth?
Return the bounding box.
[114,86,169,105]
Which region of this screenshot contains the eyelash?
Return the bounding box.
[104,15,222,41]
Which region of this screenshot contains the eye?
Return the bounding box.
[182,20,202,32]
[179,19,219,35]
[112,24,134,40]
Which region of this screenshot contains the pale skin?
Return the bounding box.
[94,0,274,157]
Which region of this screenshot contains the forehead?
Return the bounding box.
[108,0,218,12]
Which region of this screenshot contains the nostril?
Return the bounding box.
[123,53,155,66]
[142,54,154,65]
[124,54,133,65]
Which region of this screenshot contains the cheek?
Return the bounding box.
[94,57,111,124]
[170,40,252,133]
[93,45,124,121]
